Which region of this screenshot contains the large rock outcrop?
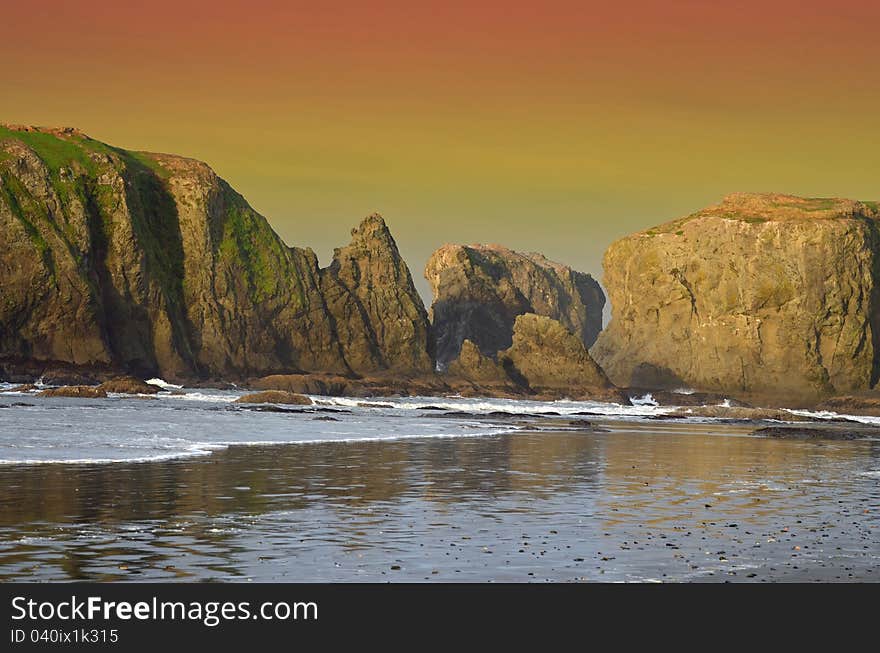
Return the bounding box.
[593,193,880,400]
[499,313,625,402]
[425,243,604,367]
[0,124,432,381]
[320,214,433,374]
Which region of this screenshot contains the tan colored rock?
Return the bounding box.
[321,214,433,374]
[594,193,880,401]
[425,243,604,367]
[234,390,313,405]
[444,339,523,397]
[97,376,160,394]
[251,374,353,396]
[666,406,812,421]
[499,314,627,403]
[446,340,511,384]
[38,385,107,398]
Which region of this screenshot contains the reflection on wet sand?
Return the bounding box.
[0,422,877,582]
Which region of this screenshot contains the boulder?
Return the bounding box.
[97,376,161,395]
[234,391,313,405]
[37,385,107,398]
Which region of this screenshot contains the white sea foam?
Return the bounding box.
[311,394,674,418]
[157,390,240,403]
[145,378,183,390]
[0,395,520,465]
[787,409,880,426]
[5,385,876,466]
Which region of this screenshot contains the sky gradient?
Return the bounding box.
[4,1,879,301]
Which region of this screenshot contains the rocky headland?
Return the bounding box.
[0,125,431,383]
[5,125,880,413]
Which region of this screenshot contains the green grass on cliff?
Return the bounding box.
[0,126,189,313]
[218,182,295,304]
[0,170,55,280]
[0,126,109,175]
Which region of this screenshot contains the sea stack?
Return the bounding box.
[593,193,880,400]
[425,243,604,368]
[320,214,434,375]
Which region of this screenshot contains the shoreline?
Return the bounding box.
[1,426,876,583]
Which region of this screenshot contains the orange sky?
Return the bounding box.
[3,1,879,299]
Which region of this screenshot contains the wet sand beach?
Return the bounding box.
[1,419,877,582]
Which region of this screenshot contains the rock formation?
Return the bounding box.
[447,339,510,384]
[0,124,433,382]
[320,214,433,374]
[444,339,522,397]
[253,319,630,403]
[37,385,107,399]
[498,313,626,402]
[234,390,313,405]
[425,243,604,367]
[593,193,880,400]
[97,376,160,394]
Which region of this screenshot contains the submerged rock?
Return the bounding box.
[37,385,107,398]
[594,193,880,401]
[815,395,880,416]
[425,243,604,367]
[234,390,313,405]
[754,426,880,440]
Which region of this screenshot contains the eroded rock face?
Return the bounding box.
[321,214,433,375]
[593,193,880,400]
[499,314,626,403]
[0,125,433,381]
[444,339,522,397]
[425,244,604,367]
[447,339,510,384]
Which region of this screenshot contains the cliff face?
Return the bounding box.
[0,125,432,381]
[425,243,604,367]
[593,193,880,400]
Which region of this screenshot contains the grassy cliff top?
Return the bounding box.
[0,123,203,179]
[645,192,880,236]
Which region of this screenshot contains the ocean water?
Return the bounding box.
[0,383,878,582]
[0,383,677,465]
